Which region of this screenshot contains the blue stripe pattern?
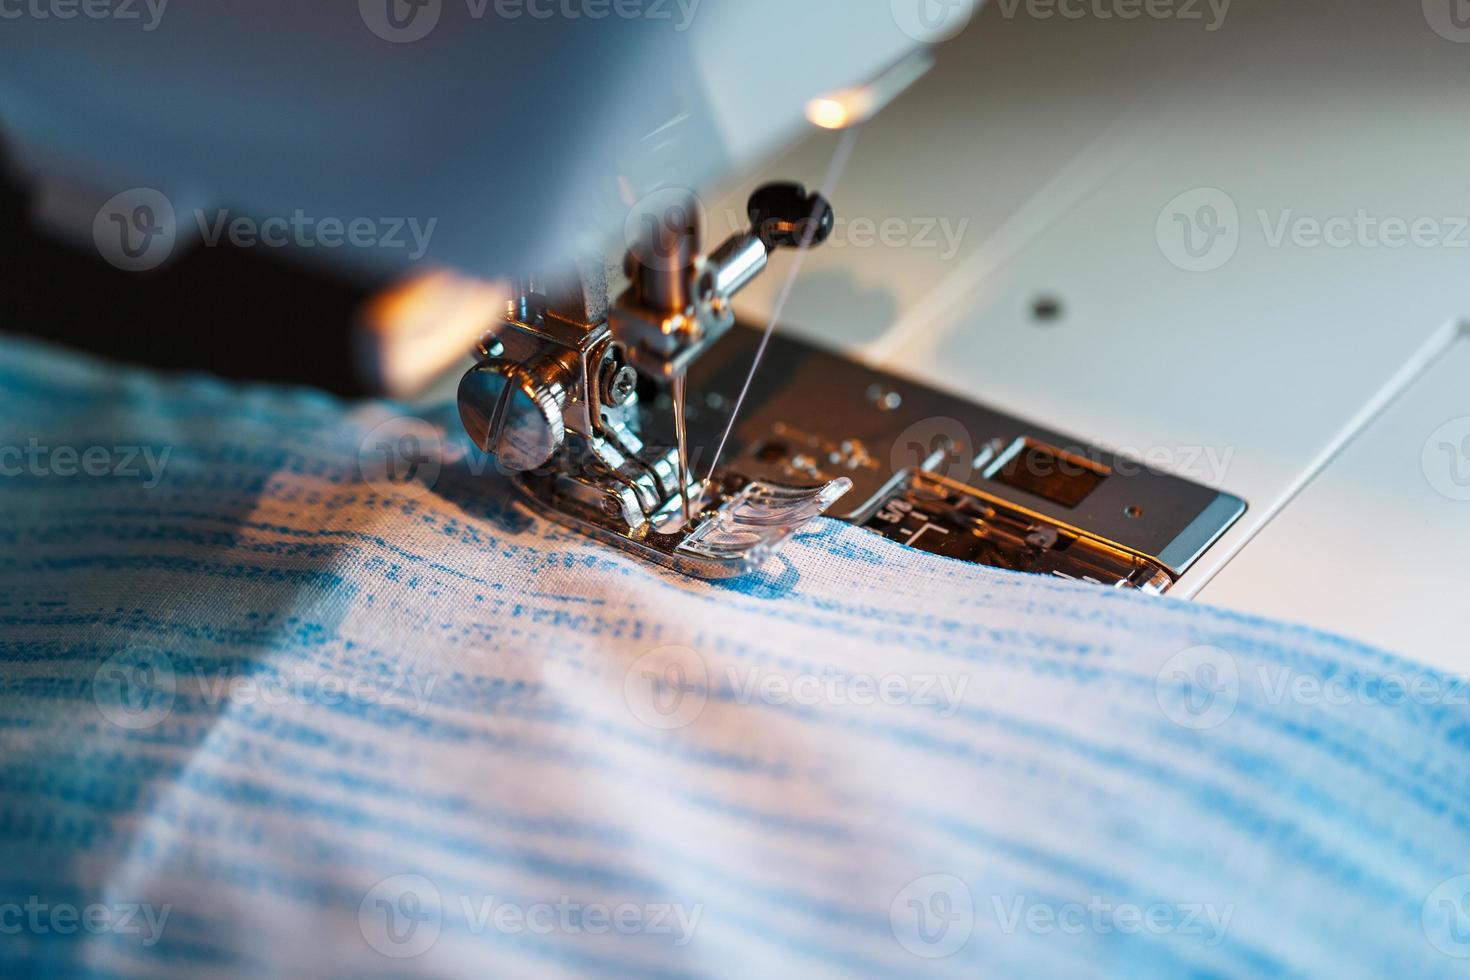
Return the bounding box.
[0,337,1467,978]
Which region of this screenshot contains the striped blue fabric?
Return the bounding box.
[0,337,1467,978]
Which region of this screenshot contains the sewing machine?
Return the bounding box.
[4,1,1464,652]
[0,0,1243,591]
[453,179,1241,586]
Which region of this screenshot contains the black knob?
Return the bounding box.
[747,182,835,250]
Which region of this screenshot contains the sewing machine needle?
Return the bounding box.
[672,372,691,524]
[702,127,861,488]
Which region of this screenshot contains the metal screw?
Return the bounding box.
[604,365,639,407]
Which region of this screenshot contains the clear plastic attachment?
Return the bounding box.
[675,478,853,571]
[514,470,852,580]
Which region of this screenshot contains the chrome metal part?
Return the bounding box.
[455,183,847,579]
[673,325,1247,591]
[612,182,834,378]
[457,356,570,472]
[456,182,1243,589]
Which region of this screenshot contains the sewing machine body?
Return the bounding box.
[0,0,933,277]
[714,0,1470,659]
[3,0,1465,658]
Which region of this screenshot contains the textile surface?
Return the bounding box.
[1,338,1467,978]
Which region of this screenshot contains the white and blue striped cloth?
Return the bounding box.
[1,337,1468,978]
